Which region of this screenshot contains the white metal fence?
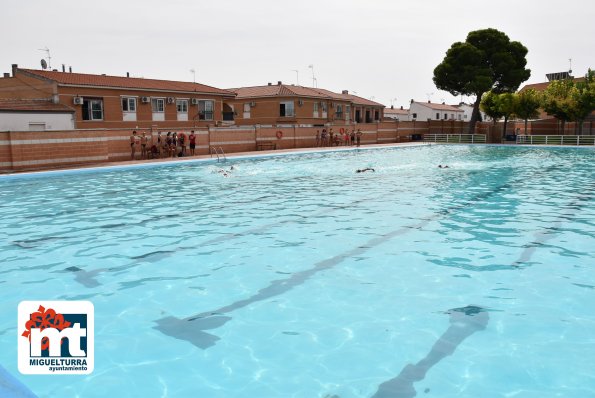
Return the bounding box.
[423,134,487,144]
[516,135,595,146]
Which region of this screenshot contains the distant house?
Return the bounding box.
[384,106,409,121]
[0,99,75,131]
[455,103,491,123]
[225,82,384,127]
[0,64,236,130]
[409,101,464,121]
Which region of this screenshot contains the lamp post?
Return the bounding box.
[190,69,196,83]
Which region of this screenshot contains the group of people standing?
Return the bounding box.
[315,128,363,147]
[130,130,197,160]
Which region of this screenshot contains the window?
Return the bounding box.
[346,105,351,120]
[313,102,319,117]
[443,113,448,120]
[122,97,136,112]
[374,110,379,121]
[151,98,165,113]
[412,113,417,119]
[335,104,343,118]
[198,100,214,120]
[458,114,462,120]
[176,99,188,113]
[279,101,294,117]
[436,112,440,120]
[243,103,251,119]
[82,98,103,121]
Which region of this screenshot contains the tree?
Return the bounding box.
[568,69,595,134]
[498,93,517,138]
[542,70,595,134]
[514,89,541,134]
[542,78,576,134]
[433,28,531,134]
[480,91,504,126]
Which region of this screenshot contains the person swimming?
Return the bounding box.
[438,165,450,168]
[356,168,375,173]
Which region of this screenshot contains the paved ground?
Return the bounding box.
[4,142,428,176]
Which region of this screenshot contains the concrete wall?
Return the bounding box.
[0,112,75,131]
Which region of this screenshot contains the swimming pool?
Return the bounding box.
[1,144,594,397]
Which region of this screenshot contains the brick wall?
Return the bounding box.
[0,121,488,173]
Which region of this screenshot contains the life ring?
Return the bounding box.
[276,130,283,139]
[339,128,345,134]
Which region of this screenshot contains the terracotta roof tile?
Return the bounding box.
[230,84,385,107]
[0,99,75,112]
[21,69,235,96]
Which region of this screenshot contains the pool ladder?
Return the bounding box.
[210,146,227,162]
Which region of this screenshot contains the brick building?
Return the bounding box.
[0,64,235,130]
[225,82,384,127]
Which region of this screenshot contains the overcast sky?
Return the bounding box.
[2,0,593,108]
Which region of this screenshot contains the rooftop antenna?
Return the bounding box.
[190,69,196,83]
[426,92,434,102]
[308,64,315,87]
[38,47,51,69]
[291,69,299,85]
[568,58,572,74]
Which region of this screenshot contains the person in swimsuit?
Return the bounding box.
[189,131,196,156]
[178,132,186,156]
[140,132,149,159]
[130,131,138,160]
[356,129,362,147]
[356,167,375,173]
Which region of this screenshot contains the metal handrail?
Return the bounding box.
[516,135,595,146]
[423,134,486,144]
[210,146,227,162]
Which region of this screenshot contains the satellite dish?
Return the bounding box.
[40,59,48,70]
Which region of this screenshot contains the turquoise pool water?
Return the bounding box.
[1,145,594,397]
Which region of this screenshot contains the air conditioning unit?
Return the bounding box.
[141,96,150,103]
[250,101,256,107]
[73,97,83,105]
[298,100,304,106]
[191,98,199,105]
[167,97,175,104]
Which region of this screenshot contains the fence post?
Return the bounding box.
[546,136,548,145]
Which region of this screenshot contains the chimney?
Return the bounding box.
[126,72,130,77]
[277,81,282,85]
[69,66,72,73]
[410,99,414,104]
[268,82,272,86]
[52,69,58,72]
[442,101,445,105]
[342,90,348,95]
[3,73,9,78]
[101,74,106,76]
[390,105,394,109]
[427,100,431,103]
[62,64,66,72]
[400,106,403,110]
[11,64,18,77]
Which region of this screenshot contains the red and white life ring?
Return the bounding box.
[276,130,283,139]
